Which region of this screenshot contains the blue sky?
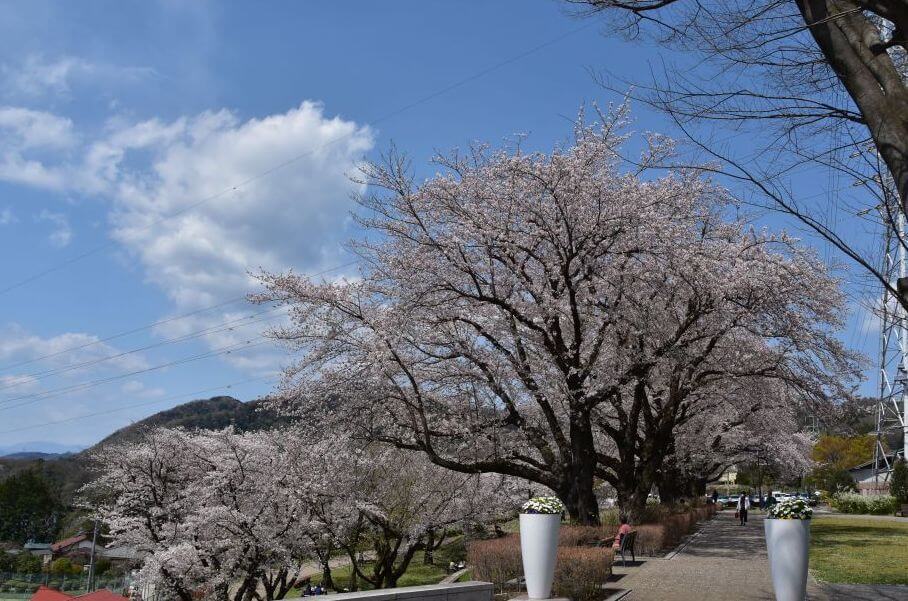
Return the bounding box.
[0,1,880,449]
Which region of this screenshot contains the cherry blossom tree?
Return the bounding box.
[85,428,311,601]
[658,379,816,502]
[290,434,518,590]
[256,109,859,523]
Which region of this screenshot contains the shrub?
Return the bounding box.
[598,508,621,529]
[661,513,695,547]
[558,525,609,547]
[635,524,667,556]
[830,493,900,515]
[467,535,522,593]
[15,554,42,574]
[50,558,73,575]
[891,459,908,504]
[553,547,613,601]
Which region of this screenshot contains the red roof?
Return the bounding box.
[75,591,129,601]
[31,586,127,601]
[51,534,89,553]
[31,586,73,601]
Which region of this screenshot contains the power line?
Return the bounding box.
[0,22,596,298]
[0,374,276,436]
[0,261,356,374]
[0,307,282,392]
[0,337,268,412]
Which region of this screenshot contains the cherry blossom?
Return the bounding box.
[255,108,860,523]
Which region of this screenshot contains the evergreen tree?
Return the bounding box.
[891,459,908,504]
[0,468,63,543]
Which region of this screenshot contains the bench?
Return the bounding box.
[617,530,637,566]
[602,530,637,566]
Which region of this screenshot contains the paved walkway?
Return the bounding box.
[613,512,830,601]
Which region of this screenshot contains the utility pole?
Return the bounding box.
[87,519,99,592]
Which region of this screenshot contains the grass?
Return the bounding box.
[810,517,908,585]
[304,540,467,592]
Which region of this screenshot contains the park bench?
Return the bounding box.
[602,530,637,566]
[616,530,637,566]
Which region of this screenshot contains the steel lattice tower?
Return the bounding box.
[874,208,908,484]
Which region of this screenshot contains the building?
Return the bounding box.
[49,534,139,563]
[51,535,93,560]
[848,453,899,496]
[23,542,53,565]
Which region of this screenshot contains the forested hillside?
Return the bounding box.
[0,395,279,543]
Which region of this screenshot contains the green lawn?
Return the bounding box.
[315,554,447,591]
[810,517,908,585]
[305,542,467,592]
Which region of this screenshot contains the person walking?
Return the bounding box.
[711,489,719,505]
[736,492,750,526]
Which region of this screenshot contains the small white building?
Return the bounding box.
[848,452,902,496]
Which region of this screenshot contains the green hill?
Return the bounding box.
[93,395,281,448]
[0,395,282,518]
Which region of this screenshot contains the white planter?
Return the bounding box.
[764,518,810,601]
[519,513,560,599]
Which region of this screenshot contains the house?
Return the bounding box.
[51,534,93,559]
[24,542,53,565]
[49,534,140,564]
[848,451,903,496]
[30,587,129,601]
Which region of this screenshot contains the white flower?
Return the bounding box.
[521,496,565,515]
[767,498,812,520]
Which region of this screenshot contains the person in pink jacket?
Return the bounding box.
[613,515,632,549]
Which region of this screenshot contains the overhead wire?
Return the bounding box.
[0,374,277,436]
[0,21,597,298]
[0,260,356,374]
[0,337,268,412]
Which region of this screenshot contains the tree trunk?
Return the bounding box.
[657,462,686,506]
[423,529,435,565]
[560,414,601,525]
[320,558,334,592]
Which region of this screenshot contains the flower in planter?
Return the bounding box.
[767,498,812,520]
[521,496,565,515]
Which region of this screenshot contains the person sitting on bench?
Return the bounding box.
[613,514,632,550]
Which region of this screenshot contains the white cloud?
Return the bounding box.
[121,380,165,399]
[2,55,156,99]
[0,106,76,149]
[0,107,75,190]
[36,209,72,247]
[0,101,372,374]
[0,323,149,375]
[0,207,15,225]
[102,101,372,371]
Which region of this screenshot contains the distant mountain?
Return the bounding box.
[0,442,84,458]
[0,452,69,460]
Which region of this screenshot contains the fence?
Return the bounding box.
[0,572,130,597]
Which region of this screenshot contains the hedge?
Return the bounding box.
[830,493,901,515]
[468,504,716,598]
